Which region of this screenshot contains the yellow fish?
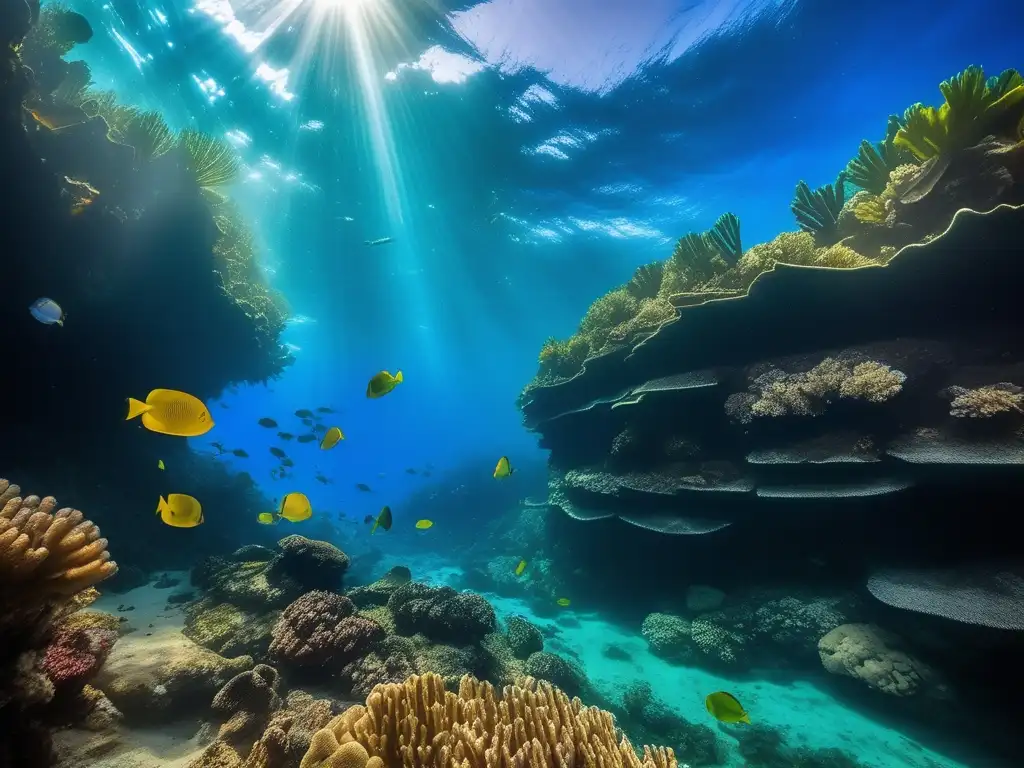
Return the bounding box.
[157,459,165,470]
[260,492,313,525]
[415,519,433,530]
[156,494,203,528]
[515,559,527,577]
[705,692,750,724]
[556,597,571,607]
[127,389,214,437]
[371,506,392,534]
[493,456,514,479]
[320,426,344,450]
[366,370,403,398]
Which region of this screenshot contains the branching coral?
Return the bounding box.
[946,383,1024,418]
[742,358,906,419]
[300,672,678,768]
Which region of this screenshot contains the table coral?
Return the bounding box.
[300,672,679,768]
[270,591,384,670]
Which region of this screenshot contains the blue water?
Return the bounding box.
[41,0,1024,765]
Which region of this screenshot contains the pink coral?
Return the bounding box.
[269,591,383,669]
[42,626,117,689]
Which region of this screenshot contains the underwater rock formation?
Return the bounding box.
[269,591,385,673]
[386,582,497,643]
[818,623,945,698]
[300,672,679,768]
[0,478,118,767]
[504,614,544,659]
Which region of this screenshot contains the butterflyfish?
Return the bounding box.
[156,494,203,528]
[157,459,165,470]
[366,370,403,398]
[29,298,65,326]
[705,692,750,724]
[320,426,344,450]
[556,597,571,607]
[415,519,433,530]
[515,560,527,576]
[260,492,313,525]
[371,506,392,534]
[493,456,514,479]
[126,389,214,437]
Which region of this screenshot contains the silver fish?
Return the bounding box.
[29,298,65,326]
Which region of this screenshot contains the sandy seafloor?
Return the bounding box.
[54,556,975,768]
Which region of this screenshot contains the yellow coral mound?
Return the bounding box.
[0,479,117,595]
[301,673,678,768]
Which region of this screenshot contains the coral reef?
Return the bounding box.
[818,624,943,698]
[300,672,678,768]
[504,614,544,659]
[269,591,384,672]
[0,478,118,767]
[386,582,496,643]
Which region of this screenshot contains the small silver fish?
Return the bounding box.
[365,237,394,247]
[29,298,65,326]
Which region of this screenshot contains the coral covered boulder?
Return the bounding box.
[270,591,384,671]
[524,651,588,697]
[505,614,544,659]
[818,623,944,698]
[270,535,350,592]
[641,613,692,662]
[386,582,496,643]
[346,566,411,608]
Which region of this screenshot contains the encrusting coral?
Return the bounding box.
[299,672,679,768]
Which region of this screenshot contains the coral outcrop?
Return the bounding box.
[386,582,496,643]
[0,479,118,767]
[269,591,384,672]
[818,624,944,698]
[299,672,678,768]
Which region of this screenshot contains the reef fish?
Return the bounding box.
[316,407,335,414]
[355,483,372,492]
[415,519,433,530]
[231,449,249,458]
[29,298,65,326]
[493,456,514,479]
[156,494,203,528]
[370,506,392,534]
[258,492,313,525]
[405,468,418,475]
[269,447,287,459]
[297,434,317,444]
[277,432,294,441]
[126,389,214,437]
[515,560,527,577]
[320,426,344,450]
[295,409,315,419]
[556,598,571,607]
[157,459,165,471]
[705,692,750,724]
[367,370,403,398]
[281,458,294,468]
[258,418,278,428]
[315,472,332,484]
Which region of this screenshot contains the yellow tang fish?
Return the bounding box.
[493,456,514,479]
[515,559,527,577]
[415,519,433,530]
[705,692,750,724]
[556,597,571,607]
[366,370,403,399]
[320,426,344,450]
[260,492,313,525]
[127,389,214,437]
[156,494,203,528]
[157,459,165,470]
[371,506,393,534]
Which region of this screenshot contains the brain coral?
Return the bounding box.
[299,672,677,768]
[386,583,496,643]
[270,591,384,669]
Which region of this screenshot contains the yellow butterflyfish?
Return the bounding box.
[515,559,527,576]
[320,426,344,450]
[556,597,571,607]
[157,459,165,470]
[156,494,203,528]
[493,456,514,479]
[127,389,214,437]
[371,506,393,534]
[705,692,750,724]
[415,519,433,530]
[367,370,403,398]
